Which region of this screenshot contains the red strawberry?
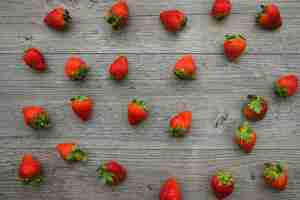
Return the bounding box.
[243,95,268,121]
[234,122,256,153]
[128,99,149,125]
[70,96,93,121]
[263,162,288,190]
[105,0,129,30]
[224,34,247,62]
[109,56,128,80]
[97,160,127,185]
[22,106,49,129]
[257,4,282,30]
[211,0,232,20]
[18,154,42,185]
[174,55,197,79]
[160,10,187,32]
[56,143,87,161]
[65,56,89,81]
[44,7,71,30]
[211,171,234,200]
[23,48,46,71]
[275,74,298,97]
[169,111,192,137]
[160,177,182,200]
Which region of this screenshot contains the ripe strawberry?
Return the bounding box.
[109,56,128,80]
[105,0,129,30]
[257,4,282,30]
[56,143,87,162]
[243,95,268,121]
[263,162,288,190]
[22,106,49,129]
[211,0,232,20]
[211,171,234,199]
[23,48,46,71]
[97,160,127,185]
[275,74,299,97]
[70,96,93,121]
[44,7,71,30]
[169,111,192,137]
[174,55,197,79]
[234,122,256,153]
[18,154,42,185]
[224,34,247,62]
[128,99,149,125]
[160,10,187,32]
[65,56,89,81]
[160,177,182,200]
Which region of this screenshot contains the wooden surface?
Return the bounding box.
[0,0,299,199]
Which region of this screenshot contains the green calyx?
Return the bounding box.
[181,16,187,28]
[275,85,288,97]
[30,112,49,129]
[64,9,72,24]
[97,165,115,185]
[132,99,148,112]
[70,95,88,102]
[236,122,252,142]
[66,147,87,162]
[71,67,89,81]
[225,34,245,41]
[106,14,122,30]
[21,175,42,186]
[174,69,195,80]
[217,171,233,185]
[248,95,263,114]
[169,126,187,137]
[264,162,284,181]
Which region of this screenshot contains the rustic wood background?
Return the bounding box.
[0,0,299,199]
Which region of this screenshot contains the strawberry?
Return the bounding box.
[109,55,128,80]
[160,10,187,32]
[263,162,288,190]
[65,56,89,81]
[211,171,234,200]
[70,96,93,121]
[105,0,129,30]
[97,160,127,185]
[23,48,46,71]
[56,143,87,162]
[128,99,149,125]
[257,4,282,30]
[160,177,182,200]
[211,0,232,20]
[44,7,71,30]
[22,106,49,129]
[243,95,268,121]
[224,34,247,62]
[174,55,197,79]
[275,74,298,97]
[234,122,256,153]
[18,154,42,185]
[169,111,192,137]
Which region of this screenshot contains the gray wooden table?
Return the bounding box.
[0,0,299,199]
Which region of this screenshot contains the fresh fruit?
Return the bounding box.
[56,143,87,161]
[263,162,288,190]
[211,0,232,20]
[174,55,197,79]
[160,177,182,200]
[97,160,127,185]
[224,34,247,62]
[18,154,42,185]
[22,106,49,129]
[257,3,282,30]
[109,56,128,80]
[211,171,234,199]
[70,96,93,121]
[105,0,129,30]
[243,95,268,121]
[44,7,71,30]
[128,99,149,125]
[275,74,299,97]
[65,56,89,81]
[160,10,187,32]
[234,122,256,153]
[169,111,192,137]
[23,48,46,71]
